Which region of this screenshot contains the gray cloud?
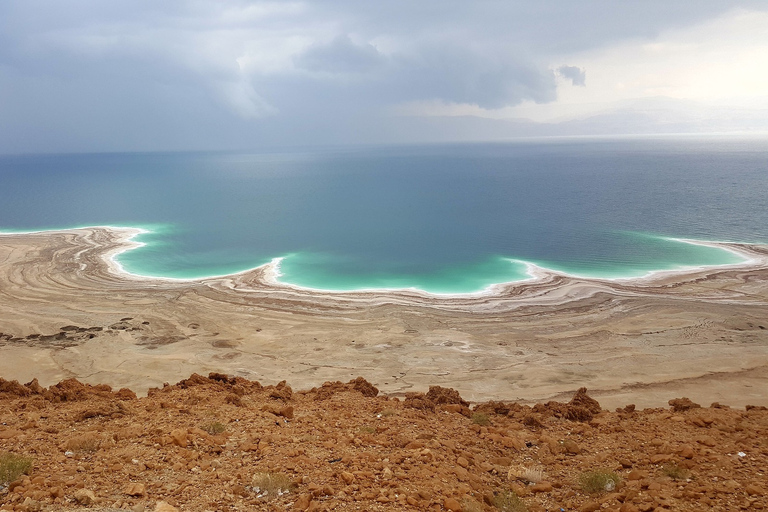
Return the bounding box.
[558,65,586,86]
[294,35,385,74]
[0,0,765,153]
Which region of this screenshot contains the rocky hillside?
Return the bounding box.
[0,374,766,512]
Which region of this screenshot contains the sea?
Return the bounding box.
[1,136,767,294]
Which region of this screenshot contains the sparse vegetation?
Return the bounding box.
[461,495,485,512]
[65,433,101,453]
[358,425,376,434]
[492,489,527,512]
[0,452,33,484]
[578,469,621,494]
[662,464,690,481]
[201,421,227,435]
[251,472,295,499]
[379,408,397,417]
[472,412,491,426]
[508,465,545,484]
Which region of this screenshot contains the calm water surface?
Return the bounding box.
[1,137,767,293]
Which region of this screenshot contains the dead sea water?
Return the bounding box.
[1,137,767,293]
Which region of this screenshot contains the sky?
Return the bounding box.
[1,1,767,153]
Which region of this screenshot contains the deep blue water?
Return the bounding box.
[1,137,767,293]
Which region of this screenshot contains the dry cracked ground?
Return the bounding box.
[0,374,766,512]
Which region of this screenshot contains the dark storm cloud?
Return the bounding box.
[0,0,765,152]
[558,65,586,87]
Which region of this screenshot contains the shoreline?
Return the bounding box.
[4,224,764,300]
[1,225,767,408]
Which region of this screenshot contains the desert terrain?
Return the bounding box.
[0,227,767,409]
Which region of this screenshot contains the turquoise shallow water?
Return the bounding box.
[1,137,766,293]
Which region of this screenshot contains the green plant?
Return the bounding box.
[358,425,376,434]
[0,453,33,484]
[578,469,621,494]
[201,421,227,435]
[492,489,527,512]
[662,464,690,481]
[251,472,295,499]
[471,412,491,426]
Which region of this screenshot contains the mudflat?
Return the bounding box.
[1,227,767,409]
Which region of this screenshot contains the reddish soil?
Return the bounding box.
[1,374,766,512]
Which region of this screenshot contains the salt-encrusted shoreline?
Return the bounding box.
[1,226,767,409]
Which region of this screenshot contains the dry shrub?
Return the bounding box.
[471,412,491,426]
[578,469,621,494]
[201,421,227,435]
[0,452,33,484]
[662,464,690,481]
[65,433,101,453]
[509,465,545,484]
[251,472,295,499]
[493,489,527,512]
[461,495,485,512]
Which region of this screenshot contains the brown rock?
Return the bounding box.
[123,483,145,496]
[696,435,716,447]
[678,444,695,459]
[154,502,179,512]
[347,377,378,397]
[444,497,462,511]
[293,494,312,510]
[0,428,23,439]
[425,385,469,407]
[579,502,600,512]
[619,504,639,512]
[745,484,765,496]
[169,428,188,448]
[531,482,553,493]
[340,471,355,484]
[563,439,581,454]
[569,387,602,414]
[278,405,294,419]
[668,397,701,412]
[74,489,97,506]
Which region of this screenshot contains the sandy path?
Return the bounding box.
[1,227,767,409]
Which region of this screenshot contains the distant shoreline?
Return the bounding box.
[2,225,763,300]
[1,225,767,408]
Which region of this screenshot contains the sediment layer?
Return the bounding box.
[0,227,767,408]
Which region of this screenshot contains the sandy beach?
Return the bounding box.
[1,226,767,409]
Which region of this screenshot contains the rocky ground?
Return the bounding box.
[0,374,766,512]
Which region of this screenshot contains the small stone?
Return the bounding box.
[340,471,355,484]
[619,504,639,512]
[745,484,765,496]
[154,502,179,512]
[531,481,553,493]
[579,502,600,512]
[563,439,581,454]
[74,489,97,506]
[293,494,312,510]
[456,456,469,468]
[170,428,188,448]
[678,445,695,459]
[444,497,462,511]
[123,483,145,496]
